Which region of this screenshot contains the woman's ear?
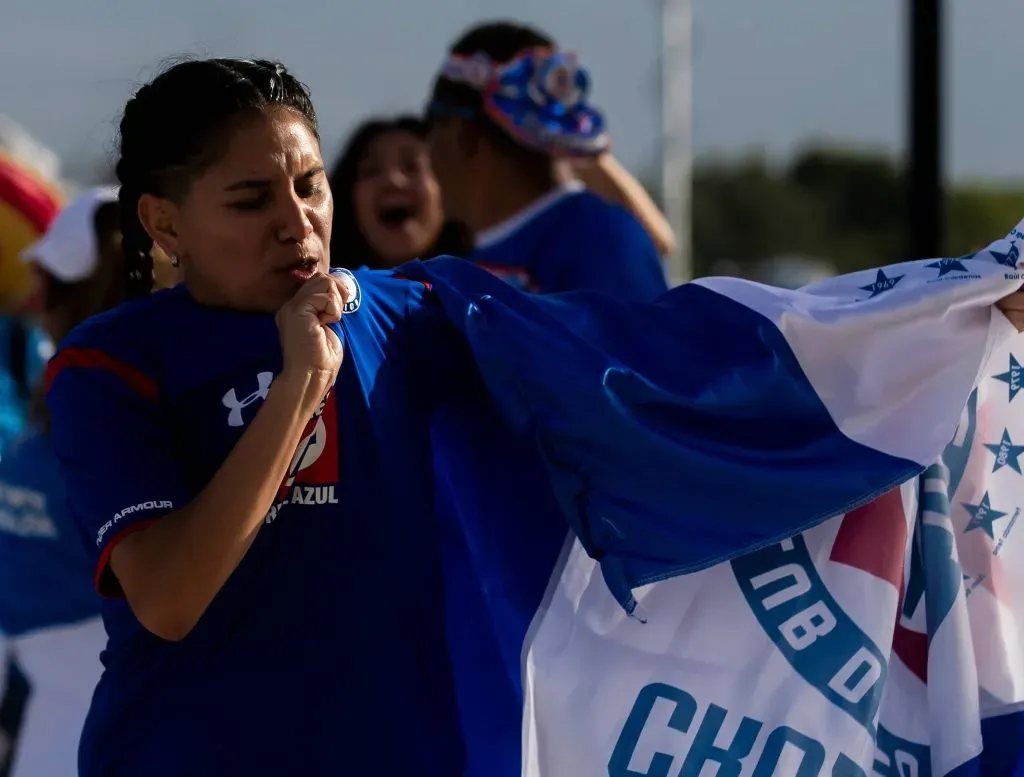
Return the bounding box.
[150,244,183,290]
[137,193,180,258]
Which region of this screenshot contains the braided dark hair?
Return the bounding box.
[116,58,319,298]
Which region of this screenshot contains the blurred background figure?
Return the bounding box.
[0,127,67,777]
[327,107,674,276]
[329,115,470,270]
[559,152,676,259]
[0,153,63,453]
[424,20,668,299]
[0,187,125,777]
[0,119,63,192]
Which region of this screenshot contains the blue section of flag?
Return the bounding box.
[945,709,1024,777]
[431,400,566,777]
[402,258,923,615]
[401,255,969,776]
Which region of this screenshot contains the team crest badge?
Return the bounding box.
[331,267,361,314]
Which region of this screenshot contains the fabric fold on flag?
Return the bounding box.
[509,322,1024,777]
[404,223,1024,614]
[407,223,1024,777]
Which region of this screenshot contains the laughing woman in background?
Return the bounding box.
[328,115,470,270]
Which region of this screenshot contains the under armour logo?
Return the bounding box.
[223,372,273,427]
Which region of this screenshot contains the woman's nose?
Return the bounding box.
[277,193,314,242]
[383,167,410,188]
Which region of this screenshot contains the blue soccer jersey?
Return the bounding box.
[46,271,473,777]
[469,183,668,300]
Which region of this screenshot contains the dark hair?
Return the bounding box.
[328,115,470,270]
[116,57,319,298]
[429,21,554,166]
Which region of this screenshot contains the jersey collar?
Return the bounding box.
[473,180,584,251]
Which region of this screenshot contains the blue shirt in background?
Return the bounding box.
[470,184,668,300]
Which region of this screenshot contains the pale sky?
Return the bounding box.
[0,0,1018,184]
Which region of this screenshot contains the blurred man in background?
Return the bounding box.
[425,20,668,299]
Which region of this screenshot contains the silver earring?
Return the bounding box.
[170,253,180,267]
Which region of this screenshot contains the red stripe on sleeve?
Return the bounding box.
[93,520,155,596]
[45,347,158,402]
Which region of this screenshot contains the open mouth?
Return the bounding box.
[282,259,318,281]
[377,204,418,229]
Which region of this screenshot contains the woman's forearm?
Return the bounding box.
[109,370,329,641]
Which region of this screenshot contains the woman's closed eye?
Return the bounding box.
[298,183,324,200]
[228,184,323,212]
[229,191,270,211]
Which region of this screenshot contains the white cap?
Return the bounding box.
[20,186,119,283]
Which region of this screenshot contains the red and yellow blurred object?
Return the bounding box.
[0,152,63,313]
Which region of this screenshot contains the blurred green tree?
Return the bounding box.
[685,146,1024,278]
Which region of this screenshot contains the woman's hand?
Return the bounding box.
[276,273,349,395]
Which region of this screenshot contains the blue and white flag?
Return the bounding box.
[404,223,1024,776]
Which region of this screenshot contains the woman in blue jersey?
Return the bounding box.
[48,59,473,777]
[0,187,125,777]
[425,21,671,298]
[43,57,1024,777]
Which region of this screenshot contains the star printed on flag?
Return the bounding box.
[992,354,1024,402]
[925,257,973,277]
[989,240,1020,268]
[983,428,1024,474]
[859,269,904,298]
[962,492,1008,540]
